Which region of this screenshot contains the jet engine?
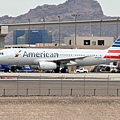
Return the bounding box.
[38,61,57,70]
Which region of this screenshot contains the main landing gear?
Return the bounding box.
[54,62,69,73]
[61,68,66,73]
[54,62,60,73]
[54,67,60,73]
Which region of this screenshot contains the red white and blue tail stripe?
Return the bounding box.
[104,37,120,59]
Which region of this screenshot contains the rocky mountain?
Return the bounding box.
[0,0,106,24]
[0,0,117,44]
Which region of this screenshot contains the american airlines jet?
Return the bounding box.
[0,37,120,73]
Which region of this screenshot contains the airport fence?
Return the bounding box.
[0,75,120,96]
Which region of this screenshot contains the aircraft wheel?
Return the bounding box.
[54,67,59,73]
[61,68,66,73]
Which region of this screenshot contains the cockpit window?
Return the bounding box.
[0,52,4,55]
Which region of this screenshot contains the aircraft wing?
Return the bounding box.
[47,56,88,62]
[33,56,89,64]
[40,56,89,64]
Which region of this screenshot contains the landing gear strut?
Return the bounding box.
[61,68,66,73]
[54,67,60,73]
[54,62,60,73]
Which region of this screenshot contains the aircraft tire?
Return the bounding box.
[61,68,66,73]
[54,67,59,73]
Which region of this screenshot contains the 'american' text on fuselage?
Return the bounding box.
[23,51,59,58]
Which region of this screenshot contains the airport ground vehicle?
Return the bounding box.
[74,67,88,73]
[11,65,35,73]
[92,64,119,73]
[100,65,118,73]
[0,64,10,72]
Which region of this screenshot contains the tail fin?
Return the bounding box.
[110,37,120,48]
[105,37,120,59]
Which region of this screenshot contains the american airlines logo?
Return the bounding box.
[15,50,22,57]
[23,51,59,58]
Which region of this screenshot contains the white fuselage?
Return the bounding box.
[0,48,118,66]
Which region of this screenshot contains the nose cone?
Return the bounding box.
[0,49,9,64]
[0,55,6,64]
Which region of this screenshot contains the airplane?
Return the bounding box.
[0,37,120,73]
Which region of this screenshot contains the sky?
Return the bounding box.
[0,0,119,17]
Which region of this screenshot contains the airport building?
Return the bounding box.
[5,36,114,49]
[64,36,114,49]
[13,29,52,45]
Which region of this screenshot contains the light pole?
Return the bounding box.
[72,14,80,47]
[116,18,119,39]
[90,22,92,36]
[28,19,30,47]
[58,16,60,46]
[43,17,45,46]
[100,19,102,37]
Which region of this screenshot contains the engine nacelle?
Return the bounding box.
[38,62,57,70]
